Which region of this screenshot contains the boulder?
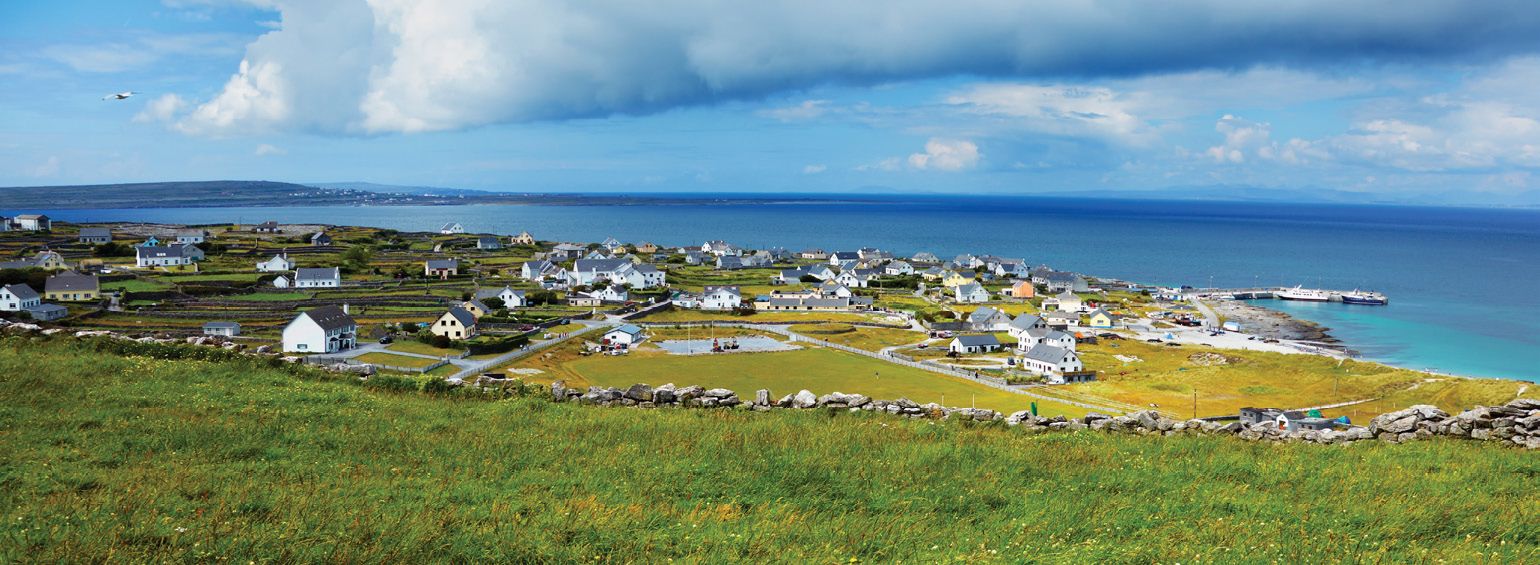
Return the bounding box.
[754,389,770,406]
[703,388,735,399]
[1006,410,1034,426]
[792,390,818,409]
[624,384,654,402]
[1506,398,1540,411]
[654,384,677,404]
[676,385,704,402]
[1083,412,1111,425]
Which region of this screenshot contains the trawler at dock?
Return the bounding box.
[1187,286,1389,305]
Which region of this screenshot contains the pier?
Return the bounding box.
[1183,287,1383,303]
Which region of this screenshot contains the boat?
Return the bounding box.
[1276,285,1330,302]
[1341,289,1389,305]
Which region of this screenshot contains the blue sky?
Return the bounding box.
[4,1,1540,205]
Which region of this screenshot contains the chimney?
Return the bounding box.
[342,303,349,314]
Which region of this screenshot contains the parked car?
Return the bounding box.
[378,336,393,344]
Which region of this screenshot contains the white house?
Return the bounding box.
[967,306,1012,331]
[701,240,738,256]
[272,275,292,288]
[1006,314,1047,338]
[592,284,629,303]
[835,269,873,288]
[174,230,206,245]
[1017,327,1075,352]
[14,214,50,231]
[202,321,241,337]
[294,267,341,288]
[884,261,914,276]
[954,282,990,304]
[256,252,294,272]
[0,284,41,311]
[700,285,742,310]
[603,324,645,346]
[600,237,624,252]
[1023,344,1084,380]
[571,259,665,289]
[281,305,357,353]
[817,281,853,298]
[476,236,503,250]
[135,244,203,267]
[1053,290,1084,313]
[440,222,465,234]
[949,334,1002,354]
[475,286,527,308]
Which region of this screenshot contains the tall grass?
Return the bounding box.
[0,337,1535,562]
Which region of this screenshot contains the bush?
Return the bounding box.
[362,374,418,393]
[464,334,530,356]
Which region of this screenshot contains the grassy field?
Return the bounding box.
[1,338,1536,562]
[224,291,310,302]
[355,352,441,368]
[560,347,1084,416]
[385,341,464,357]
[807,325,927,351]
[641,309,894,325]
[1069,339,1535,418]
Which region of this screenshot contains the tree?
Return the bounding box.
[482,297,505,310]
[93,242,132,257]
[341,245,373,273]
[800,274,821,283]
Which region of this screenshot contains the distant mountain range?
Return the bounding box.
[2,180,1536,210]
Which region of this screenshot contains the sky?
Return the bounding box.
[3,1,1540,205]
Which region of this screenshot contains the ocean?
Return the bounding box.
[14,195,1540,381]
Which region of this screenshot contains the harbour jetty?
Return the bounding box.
[1186,286,1388,304]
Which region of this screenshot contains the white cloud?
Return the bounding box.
[254,143,286,156]
[31,156,61,177]
[170,0,1540,136]
[134,94,188,123]
[41,33,244,73]
[907,138,980,171]
[762,100,831,121]
[802,164,827,174]
[947,85,1153,145]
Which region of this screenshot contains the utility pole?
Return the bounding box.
[1192,390,1198,420]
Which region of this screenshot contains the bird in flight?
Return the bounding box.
[102,91,136,100]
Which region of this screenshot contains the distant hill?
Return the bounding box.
[0,180,463,210]
[308,181,496,197]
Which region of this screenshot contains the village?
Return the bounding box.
[0,214,1497,424]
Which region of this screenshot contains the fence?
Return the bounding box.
[304,354,451,374]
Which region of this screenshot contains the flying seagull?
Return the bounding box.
[102,91,136,100]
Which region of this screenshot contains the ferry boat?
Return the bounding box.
[1276,285,1330,302]
[1340,289,1389,305]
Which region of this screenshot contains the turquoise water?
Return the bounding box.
[12,195,1539,381]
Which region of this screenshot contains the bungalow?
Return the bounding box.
[884,260,914,276]
[600,237,624,252]
[135,244,203,267]
[425,259,460,278]
[521,260,560,280]
[635,242,659,254]
[603,324,646,347]
[476,236,503,250]
[461,298,492,318]
[281,305,357,353]
[431,307,478,339]
[1017,327,1075,352]
[1051,290,1084,313]
[43,271,99,301]
[253,221,282,233]
[548,243,585,260]
[758,296,872,311]
[440,222,465,235]
[294,267,341,288]
[310,232,332,247]
[777,265,833,284]
[799,249,828,260]
[700,285,742,310]
[14,214,50,231]
[26,304,67,321]
[202,321,241,337]
[1042,311,1079,330]
[953,254,983,269]
[817,281,853,298]
[567,292,603,307]
[78,227,112,244]
[716,256,747,270]
[0,251,69,271]
[911,252,940,264]
[953,282,990,304]
[967,306,1013,331]
[1007,280,1036,299]
[949,334,1002,354]
[835,269,873,288]
[1045,271,1090,293]
[828,251,861,266]
[941,271,974,288]
[1087,308,1120,329]
[256,252,294,272]
[571,258,665,289]
[0,284,41,311]
[701,240,739,256]
[919,266,946,280]
[175,230,206,245]
[592,284,630,303]
[1022,344,1084,379]
[994,260,1029,278]
[475,286,527,308]
[1006,314,1047,338]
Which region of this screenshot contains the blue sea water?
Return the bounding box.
[15,195,1540,381]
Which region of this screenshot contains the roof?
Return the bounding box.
[1088,307,1115,318]
[953,334,1001,347]
[136,245,188,258]
[15,214,46,220]
[553,243,584,251]
[25,304,66,314]
[574,258,631,273]
[767,297,850,308]
[476,286,524,300]
[2,283,39,300]
[426,259,459,269]
[967,306,1004,323]
[45,271,98,292]
[609,324,643,336]
[955,282,986,294]
[203,321,241,329]
[300,305,355,331]
[311,232,330,240]
[1025,343,1075,364]
[443,307,476,327]
[477,236,500,244]
[1046,272,1078,283]
[441,222,461,230]
[295,267,339,281]
[1056,290,1079,300]
[79,227,111,238]
[703,285,741,296]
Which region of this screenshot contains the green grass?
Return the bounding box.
[101,279,173,292]
[809,326,927,351]
[0,338,1536,562]
[355,352,441,369]
[385,341,464,357]
[225,292,310,302]
[562,347,1082,416]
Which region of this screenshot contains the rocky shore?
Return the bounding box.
[1209,298,1340,346]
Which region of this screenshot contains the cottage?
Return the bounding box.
[477,236,503,250]
[256,252,294,272]
[716,256,747,270]
[799,249,828,260]
[43,271,99,302]
[310,232,332,247]
[475,286,527,308]
[1052,290,1084,313]
[25,304,68,321]
[910,252,939,264]
[571,258,665,289]
[950,334,1002,354]
[1017,327,1075,351]
[1045,271,1090,293]
[1042,311,1079,329]
[425,259,460,278]
[78,227,112,244]
[600,237,624,252]
[431,307,478,339]
[281,305,357,353]
[202,321,242,337]
[817,281,853,298]
[994,260,1029,278]
[135,244,203,267]
[1087,307,1120,328]
[828,251,861,266]
[175,230,206,245]
[0,251,70,271]
[294,267,341,288]
[567,292,603,307]
[0,284,41,311]
[967,306,1012,331]
[941,271,974,288]
[1006,314,1046,338]
[272,275,292,288]
[1022,344,1085,379]
[884,261,914,276]
[548,243,585,260]
[521,260,559,281]
[953,282,990,304]
[635,242,659,253]
[592,284,630,303]
[253,221,281,233]
[603,324,645,347]
[140,236,160,247]
[440,222,465,235]
[1007,280,1036,299]
[700,285,742,310]
[701,240,739,256]
[14,214,50,231]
